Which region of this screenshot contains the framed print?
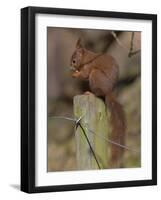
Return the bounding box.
[21,6,157,193]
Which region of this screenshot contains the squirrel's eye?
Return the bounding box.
[72,60,76,64]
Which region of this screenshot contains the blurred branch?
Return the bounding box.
[111,31,141,57]
[111,31,128,51]
[128,32,141,57]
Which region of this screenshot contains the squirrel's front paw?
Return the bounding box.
[72,70,80,78]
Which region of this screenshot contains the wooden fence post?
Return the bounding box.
[73,93,110,170]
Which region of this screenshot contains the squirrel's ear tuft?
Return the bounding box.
[76,38,82,48]
[79,48,84,55]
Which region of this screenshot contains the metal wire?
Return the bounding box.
[83,124,139,153]
[49,115,139,153]
[77,122,101,169]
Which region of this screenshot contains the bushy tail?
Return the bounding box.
[105,92,126,168]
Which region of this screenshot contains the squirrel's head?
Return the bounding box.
[70,38,85,71]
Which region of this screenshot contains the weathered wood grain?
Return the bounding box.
[73,93,110,170]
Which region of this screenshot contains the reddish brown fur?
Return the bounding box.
[70,39,126,168]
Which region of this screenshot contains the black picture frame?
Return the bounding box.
[21,6,157,193]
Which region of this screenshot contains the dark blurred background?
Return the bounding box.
[47,27,141,172]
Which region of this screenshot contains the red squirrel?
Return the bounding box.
[70,39,126,168]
